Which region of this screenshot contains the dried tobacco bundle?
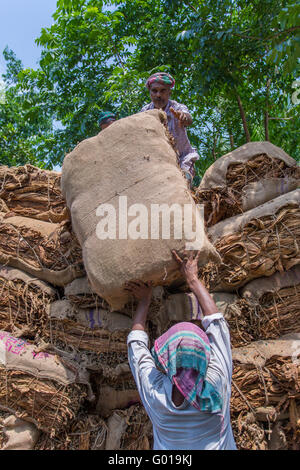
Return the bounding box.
[195,153,300,227]
[0,165,69,223]
[0,272,57,337]
[226,284,300,348]
[231,356,300,415]
[0,368,87,437]
[0,217,84,285]
[35,413,107,450]
[202,204,300,292]
[117,404,153,450]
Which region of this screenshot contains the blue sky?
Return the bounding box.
[0,0,58,75]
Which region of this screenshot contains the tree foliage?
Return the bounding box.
[1,0,299,170]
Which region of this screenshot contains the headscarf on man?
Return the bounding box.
[145,72,175,90]
[151,322,222,413]
[98,111,116,126]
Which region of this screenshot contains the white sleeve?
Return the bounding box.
[127,330,163,407]
[201,313,233,385]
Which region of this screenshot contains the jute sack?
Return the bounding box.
[203,189,300,292]
[0,164,69,223]
[225,265,300,347]
[195,142,300,226]
[231,334,300,417]
[0,330,93,435]
[0,215,84,285]
[96,386,140,418]
[1,415,40,450]
[64,276,105,309]
[0,265,57,337]
[45,299,132,355]
[62,109,219,310]
[164,291,237,327]
[106,405,153,451]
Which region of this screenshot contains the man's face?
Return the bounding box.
[149,83,171,109]
[100,119,115,130]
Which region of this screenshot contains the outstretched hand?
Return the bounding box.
[170,107,189,127]
[124,280,153,302]
[172,250,200,286]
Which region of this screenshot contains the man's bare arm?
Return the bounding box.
[124,281,152,331]
[172,250,219,316]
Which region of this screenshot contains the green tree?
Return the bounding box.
[0,48,54,167]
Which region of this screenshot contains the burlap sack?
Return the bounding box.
[0,265,57,336]
[1,415,40,450]
[0,215,84,285]
[96,386,140,418]
[200,142,297,189]
[0,164,69,223]
[204,189,300,291]
[105,412,127,450]
[195,142,300,226]
[0,330,93,434]
[46,300,132,355]
[241,178,299,212]
[231,334,300,422]
[62,109,219,310]
[106,405,152,450]
[241,264,300,301]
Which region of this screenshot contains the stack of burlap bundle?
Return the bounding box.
[3,110,216,450]
[2,128,299,450]
[0,163,148,450]
[194,142,300,449]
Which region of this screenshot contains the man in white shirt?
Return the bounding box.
[125,250,237,450]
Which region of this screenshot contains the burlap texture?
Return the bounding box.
[203,189,300,291]
[1,415,40,450]
[195,143,299,226]
[200,142,297,189]
[62,109,219,310]
[0,265,57,337]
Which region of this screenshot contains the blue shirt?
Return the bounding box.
[127,313,237,450]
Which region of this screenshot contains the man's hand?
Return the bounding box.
[125,280,153,331]
[124,280,153,302]
[172,250,200,287]
[172,250,219,316]
[170,108,191,127]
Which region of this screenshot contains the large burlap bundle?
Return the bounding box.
[202,189,300,292]
[45,300,132,360]
[231,335,300,449]
[105,404,152,450]
[195,142,300,226]
[64,276,105,309]
[0,164,69,223]
[62,109,219,310]
[164,291,237,330]
[231,334,300,414]
[0,265,57,337]
[1,415,40,450]
[225,266,300,347]
[35,413,107,450]
[0,330,93,436]
[0,215,84,285]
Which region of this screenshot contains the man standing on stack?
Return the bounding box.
[141,72,200,184]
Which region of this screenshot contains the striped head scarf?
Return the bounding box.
[146,72,175,90]
[151,322,222,413]
[98,111,116,126]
